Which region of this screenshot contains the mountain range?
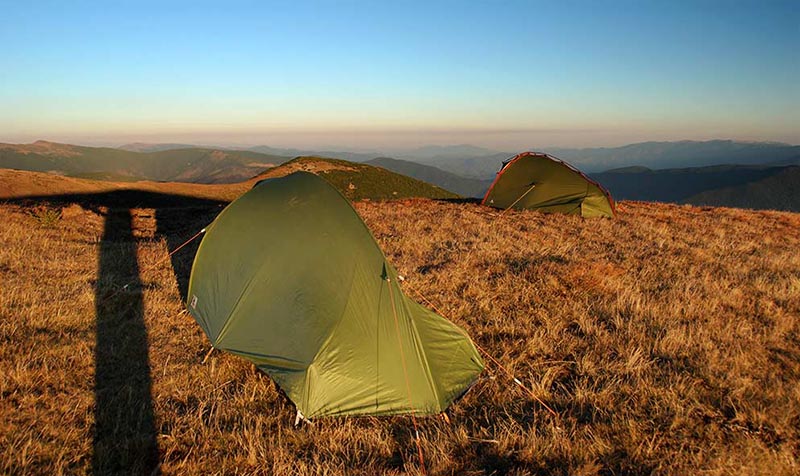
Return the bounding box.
[117,139,800,177]
[0,141,289,183]
[119,142,378,163]
[407,140,800,178]
[3,139,799,211]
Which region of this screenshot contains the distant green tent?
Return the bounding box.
[187,172,483,418]
[482,152,616,218]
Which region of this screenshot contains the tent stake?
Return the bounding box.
[294,410,312,427]
[201,346,215,364]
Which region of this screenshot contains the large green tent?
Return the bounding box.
[482,152,616,218]
[187,172,484,418]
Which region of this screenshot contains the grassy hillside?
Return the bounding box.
[593,164,800,211]
[0,168,250,203]
[1,181,797,474]
[687,166,800,210]
[366,157,492,198]
[256,156,460,200]
[0,140,287,184]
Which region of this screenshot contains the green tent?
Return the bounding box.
[187,172,483,418]
[482,152,616,218]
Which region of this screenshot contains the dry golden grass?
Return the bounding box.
[1,179,799,474]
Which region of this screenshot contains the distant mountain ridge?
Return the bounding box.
[116,139,800,177]
[0,141,289,184]
[409,140,800,178]
[551,140,800,172]
[118,142,200,152]
[366,157,492,198]
[392,144,502,160]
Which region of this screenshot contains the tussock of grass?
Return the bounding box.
[0,198,798,475]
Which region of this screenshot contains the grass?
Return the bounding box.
[0,192,798,475]
[272,156,460,200]
[27,206,63,228]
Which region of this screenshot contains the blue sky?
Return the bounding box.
[1,0,797,149]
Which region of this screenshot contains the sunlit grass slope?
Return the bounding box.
[0,169,798,475]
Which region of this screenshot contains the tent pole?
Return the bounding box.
[499,182,537,214]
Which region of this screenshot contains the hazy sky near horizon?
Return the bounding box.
[1,0,798,150]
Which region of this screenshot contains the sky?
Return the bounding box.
[1,0,798,150]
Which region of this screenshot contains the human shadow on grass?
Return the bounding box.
[8,191,226,475]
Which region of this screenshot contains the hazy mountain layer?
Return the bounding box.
[111,139,800,178]
[411,140,800,178]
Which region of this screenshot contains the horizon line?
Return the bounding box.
[1,136,797,152]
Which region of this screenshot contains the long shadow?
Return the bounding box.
[9,190,227,302]
[93,207,159,475]
[7,190,227,474]
[436,196,482,204]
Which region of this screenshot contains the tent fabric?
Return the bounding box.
[482,152,616,218]
[187,171,483,418]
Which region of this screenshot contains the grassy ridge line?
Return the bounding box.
[302,157,459,200]
[251,156,460,200]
